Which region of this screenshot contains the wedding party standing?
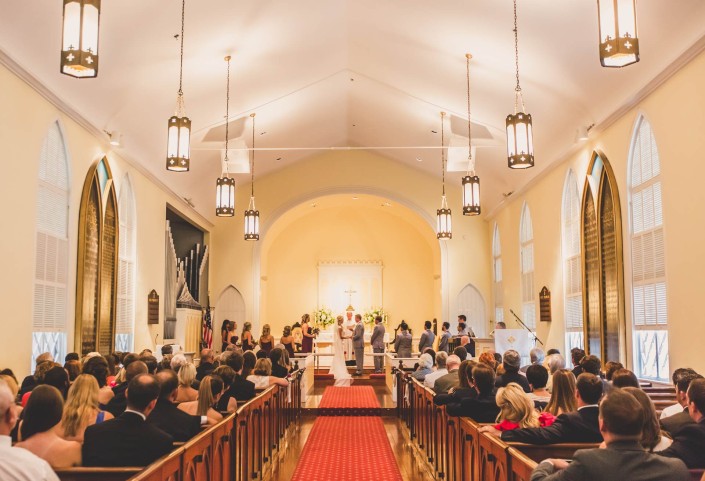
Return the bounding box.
[371,316,386,374]
[352,315,365,376]
[329,316,352,386]
[301,314,315,353]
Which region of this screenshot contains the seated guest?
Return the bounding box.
[0,380,60,481]
[495,350,531,393]
[104,360,148,417]
[247,359,289,389]
[82,356,116,407]
[531,388,689,481]
[269,348,289,379]
[161,344,174,357]
[480,382,551,433]
[453,346,468,362]
[65,353,80,362]
[611,369,640,389]
[438,322,452,353]
[64,360,81,383]
[418,321,435,352]
[242,351,257,378]
[478,351,497,371]
[433,355,461,394]
[604,361,624,381]
[179,375,224,424]
[60,374,114,442]
[394,322,413,358]
[661,371,703,436]
[544,353,566,392]
[658,377,705,468]
[580,354,610,393]
[546,348,560,356]
[496,373,603,444]
[411,353,434,381]
[520,347,545,373]
[42,366,70,399]
[19,352,54,396]
[435,360,477,405]
[16,385,81,468]
[148,370,202,442]
[217,355,256,411]
[139,354,158,375]
[459,335,475,358]
[622,387,672,452]
[447,364,500,422]
[83,374,172,467]
[661,368,699,420]
[196,349,215,381]
[544,369,577,416]
[570,347,586,377]
[526,364,551,405]
[175,363,199,403]
[423,351,448,389]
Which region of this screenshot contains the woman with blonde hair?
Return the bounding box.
[259,324,274,355]
[544,369,577,416]
[60,374,114,442]
[178,375,224,424]
[490,383,540,431]
[246,358,289,389]
[281,325,295,358]
[175,363,198,403]
[241,321,256,352]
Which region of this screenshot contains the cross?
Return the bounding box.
[344,287,357,307]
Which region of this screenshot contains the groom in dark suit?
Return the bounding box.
[352,314,365,376]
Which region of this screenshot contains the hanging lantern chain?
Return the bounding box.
[175,0,186,116]
[466,54,474,176]
[250,113,256,198]
[441,112,446,196]
[223,56,231,170]
[512,0,526,115]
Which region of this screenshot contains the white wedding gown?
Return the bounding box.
[329,325,352,387]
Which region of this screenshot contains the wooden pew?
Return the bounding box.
[508,442,600,463]
[126,449,182,481]
[508,447,538,481]
[478,431,510,481]
[56,468,141,481]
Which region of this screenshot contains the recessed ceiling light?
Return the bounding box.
[276,157,282,161]
[381,202,391,207]
[311,202,317,208]
[431,130,437,134]
[260,131,267,135]
[352,196,359,200]
[416,157,423,162]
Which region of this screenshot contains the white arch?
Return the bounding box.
[116,174,136,352]
[456,283,487,337]
[214,285,247,351]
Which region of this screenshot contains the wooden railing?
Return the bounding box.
[56,369,304,481]
[394,369,603,481]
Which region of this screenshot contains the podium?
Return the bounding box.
[494,329,532,364]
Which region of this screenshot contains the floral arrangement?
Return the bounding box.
[363,307,389,326]
[313,306,335,329]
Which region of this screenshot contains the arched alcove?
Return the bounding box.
[456,283,487,337]
[215,285,247,350]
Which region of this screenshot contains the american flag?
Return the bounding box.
[202,304,213,349]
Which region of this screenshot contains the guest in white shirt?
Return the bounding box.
[0,379,59,481]
[247,359,289,389]
[526,364,551,405]
[424,352,449,389]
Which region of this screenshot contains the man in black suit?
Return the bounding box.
[530,388,689,480]
[447,363,500,423]
[83,374,173,466]
[104,359,148,418]
[661,371,703,436]
[217,352,256,411]
[658,377,705,468]
[196,349,216,381]
[497,373,603,444]
[148,370,202,442]
[495,350,531,393]
[570,348,585,378]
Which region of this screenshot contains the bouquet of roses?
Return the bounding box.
[362,307,389,327]
[313,306,335,329]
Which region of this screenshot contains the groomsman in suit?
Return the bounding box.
[418,321,435,352]
[371,316,386,374]
[352,314,365,376]
[438,322,453,353]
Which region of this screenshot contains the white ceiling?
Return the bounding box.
[2,1,705,220]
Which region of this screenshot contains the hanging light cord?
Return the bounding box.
[250,114,256,198]
[176,0,186,116]
[513,0,525,114]
[441,112,446,197]
[223,56,231,169]
[466,54,473,175]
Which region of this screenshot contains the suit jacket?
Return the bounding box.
[411,367,433,382]
[434,387,476,406]
[394,331,412,357]
[658,417,705,468]
[660,407,693,437]
[217,374,256,411]
[271,364,289,379]
[502,406,602,445]
[104,382,128,417]
[438,331,452,353]
[196,361,215,381]
[433,369,460,394]
[447,391,499,423]
[83,411,173,466]
[352,322,365,349]
[147,399,201,442]
[495,371,532,393]
[530,440,690,481]
[418,330,436,352]
[370,323,386,349]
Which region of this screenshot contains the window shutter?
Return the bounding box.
[493,225,503,322]
[520,205,535,329]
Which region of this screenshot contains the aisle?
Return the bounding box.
[289,386,404,481]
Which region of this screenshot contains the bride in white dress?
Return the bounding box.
[329,315,353,387]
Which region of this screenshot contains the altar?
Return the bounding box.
[312,329,390,367]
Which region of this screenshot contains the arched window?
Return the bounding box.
[116,175,136,352]
[562,170,583,353]
[457,283,487,337]
[492,224,504,324]
[629,117,668,381]
[520,203,535,329]
[32,122,70,370]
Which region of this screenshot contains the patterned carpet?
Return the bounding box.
[290,416,403,481]
[317,385,382,416]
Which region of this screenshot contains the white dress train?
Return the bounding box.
[329,325,353,387]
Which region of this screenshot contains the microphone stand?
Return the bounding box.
[509,309,544,346]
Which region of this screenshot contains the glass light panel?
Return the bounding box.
[215,177,235,217]
[62,3,81,51]
[81,4,99,53]
[506,123,516,158]
[166,116,191,171]
[244,209,260,241]
[507,113,534,169]
[462,175,481,216]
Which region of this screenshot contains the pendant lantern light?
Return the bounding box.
[244,113,260,241]
[506,0,534,170]
[462,53,481,216]
[597,0,639,68]
[60,0,101,78]
[166,0,191,172]
[215,56,235,217]
[437,112,452,240]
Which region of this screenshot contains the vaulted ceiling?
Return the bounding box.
[3,1,705,220]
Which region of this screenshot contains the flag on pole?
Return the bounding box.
[202,301,213,349]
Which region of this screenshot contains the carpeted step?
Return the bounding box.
[317,386,382,416]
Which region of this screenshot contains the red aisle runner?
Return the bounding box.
[290,416,403,481]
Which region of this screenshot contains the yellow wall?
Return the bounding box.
[260,197,438,336]
[490,49,705,375]
[0,63,210,378]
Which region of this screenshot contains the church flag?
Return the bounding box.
[202,303,213,349]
